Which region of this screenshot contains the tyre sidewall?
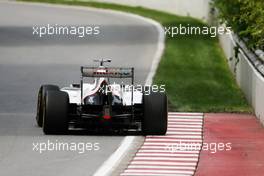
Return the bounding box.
[43,90,69,134]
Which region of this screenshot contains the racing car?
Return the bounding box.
[36,59,167,135]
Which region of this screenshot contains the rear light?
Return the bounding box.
[103,105,111,120]
[103,115,111,120]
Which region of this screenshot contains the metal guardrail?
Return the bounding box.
[232,34,264,78]
[209,6,264,78]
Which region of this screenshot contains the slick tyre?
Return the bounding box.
[43,90,69,134]
[36,85,59,127]
[143,92,168,135]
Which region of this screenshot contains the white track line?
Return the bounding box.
[168,115,203,118]
[168,114,203,119]
[167,128,202,132]
[143,142,200,146]
[128,165,196,169]
[93,136,136,176]
[132,157,198,162]
[144,141,203,144]
[123,169,194,174]
[138,150,200,154]
[121,173,192,176]
[145,138,202,143]
[168,112,203,115]
[168,123,203,126]
[146,138,201,141]
[136,153,199,157]
[163,131,201,135]
[168,119,203,122]
[146,135,202,139]
[167,125,203,128]
[139,149,200,154]
[130,161,197,166]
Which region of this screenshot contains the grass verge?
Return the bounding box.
[19,0,252,112]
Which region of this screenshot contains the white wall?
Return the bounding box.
[88,0,211,21]
[219,33,264,124]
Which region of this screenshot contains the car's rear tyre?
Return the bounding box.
[142,92,168,135]
[36,85,59,127]
[43,90,69,134]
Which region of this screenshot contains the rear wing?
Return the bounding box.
[81,66,134,79]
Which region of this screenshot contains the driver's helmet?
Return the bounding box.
[83,78,122,105]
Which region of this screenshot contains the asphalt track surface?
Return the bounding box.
[0,2,159,176]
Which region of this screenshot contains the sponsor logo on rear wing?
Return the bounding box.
[81,67,134,78]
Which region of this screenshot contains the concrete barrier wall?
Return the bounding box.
[89,0,211,21]
[219,32,264,124]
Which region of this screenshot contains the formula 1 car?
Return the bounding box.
[36,59,167,135]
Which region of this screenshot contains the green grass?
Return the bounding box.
[19,0,252,112]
